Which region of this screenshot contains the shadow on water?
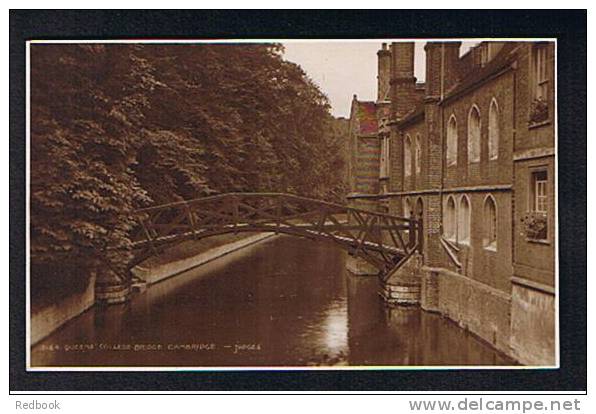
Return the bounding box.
[31,235,515,367]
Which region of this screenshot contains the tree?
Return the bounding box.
[30,44,152,271]
[30,43,347,280]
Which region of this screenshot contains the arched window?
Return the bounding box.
[446,115,458,167]
[468,105,481,163]
[404,135,412,177]
[415,197,423,219]
[458,195,471,244]
[415,197,424,249]
[443,196,457,241]
[415,134,422,175]
[483,195,497,249]
[488,99,499,160]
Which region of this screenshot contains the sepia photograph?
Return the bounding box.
[7,8,588,397]
[25,37,558,370]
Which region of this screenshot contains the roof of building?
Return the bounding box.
[351,43,521,133]
[442,42,520,103]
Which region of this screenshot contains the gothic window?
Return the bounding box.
[415,197,424,250]
[415,197,423,219]
[483,195,497,250]
[403,197,412,242]
[443,196,457,241]
[458,195,471,245]
[488,99,499,160]
[446,115,458,167]
[404,135,412,177]
[468,105,481,164]
[415,134,422,175]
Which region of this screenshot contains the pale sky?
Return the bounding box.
[282,41,476,118]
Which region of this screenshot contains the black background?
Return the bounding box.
[9,9,587,392]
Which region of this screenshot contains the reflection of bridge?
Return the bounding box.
[128,193,422,281]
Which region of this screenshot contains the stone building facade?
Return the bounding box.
[347,41,556,366]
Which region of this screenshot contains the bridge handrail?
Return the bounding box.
[133,192,418,224]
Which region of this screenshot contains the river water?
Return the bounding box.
[31,235,514,367]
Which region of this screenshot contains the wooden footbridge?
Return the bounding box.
[128,193,422,280]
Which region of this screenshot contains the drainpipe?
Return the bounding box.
[440,43,445,100]
[439,44,446,233]
[511,60,518,268]
[400,130,405,193]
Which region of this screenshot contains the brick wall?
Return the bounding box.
[401,119,427,191]
[514,43,556,152]
[513,158,555,286]
[377,45,391,101]
[390,42,418,120]
[389,128,403,193]
[441,72,515,190]
[385,46,519,293]
[357,41,557,364]
[512,42,555,288]
[353,136,381,195]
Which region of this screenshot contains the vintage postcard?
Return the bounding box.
[25,38,559,371]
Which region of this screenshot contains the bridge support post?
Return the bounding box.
[419,267,440,312]
[379,253,423,306]
[95,268,131,305]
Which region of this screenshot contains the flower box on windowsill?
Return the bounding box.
[528,119,551,130]
[528,98,549,127]
[521,211,548,241]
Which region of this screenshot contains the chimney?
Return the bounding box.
[424,41,461,100]
[390,42,417,121]
[377,43,391,102]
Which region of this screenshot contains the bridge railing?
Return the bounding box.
[129,193,421,274]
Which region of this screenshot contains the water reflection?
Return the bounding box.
[32,236,514,367]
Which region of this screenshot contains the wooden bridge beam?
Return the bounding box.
[127,193,418,277]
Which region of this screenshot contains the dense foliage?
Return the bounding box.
[30,43,347,273]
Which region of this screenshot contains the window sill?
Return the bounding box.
[483,243,497,252]
[443,236,458,246]
[526,238,551,245]
[528,119,552,130]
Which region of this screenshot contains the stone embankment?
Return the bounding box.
[31,232,276,345]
